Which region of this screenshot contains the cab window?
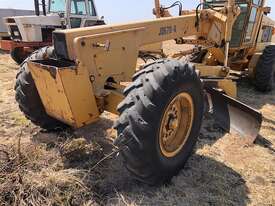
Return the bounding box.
[204,0,225,8]
[88,0,97,16]
[244,7,257,42]
[252,0,262,6]
[71,0,87,15]
[204,0,247,6]
[261,26,273,42]
[230,4,248,47]
[49,0,66,13]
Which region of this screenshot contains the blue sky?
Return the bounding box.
[0,0,274,23]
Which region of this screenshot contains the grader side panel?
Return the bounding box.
[73,27,145,91]
[28,60,100,128]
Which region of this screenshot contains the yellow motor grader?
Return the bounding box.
[15,0,275,185]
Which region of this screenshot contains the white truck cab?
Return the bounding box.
[0,0,104,64]
[4,0,103,42]
[49,0,102,29]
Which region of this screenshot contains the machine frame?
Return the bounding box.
[28,0,241,127]
[14,0,275,185]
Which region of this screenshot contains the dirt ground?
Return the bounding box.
[0,44,274,206]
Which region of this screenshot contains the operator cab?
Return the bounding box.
[204,0,273,48]
[48,0,103,28]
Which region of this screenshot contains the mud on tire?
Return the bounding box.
[15,46,66,130]
[114,59,204,185]
[254,45,275,92]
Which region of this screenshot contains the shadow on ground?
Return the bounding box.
[255,135,275,153]
[30,81,275,205]
[238,79,275,151]
[0,50,8,55]
[237,79,275,110]
[197,79,275,151]
[32,113,251,205]
[83,152,250,206]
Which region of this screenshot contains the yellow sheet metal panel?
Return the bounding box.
[58,67,100,127]
[140,42,163,54]
[218,79,237,98]
[59,14,200,60]
[28,62,76,126]
[208,47,225,64]
[73,27,144,93]
[195,64,229,77]
[104,90,125,115]
[28,61,100,128]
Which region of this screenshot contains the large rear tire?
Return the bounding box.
[15,46,66,130]
[254,45,275,92]
[114,59,204,185]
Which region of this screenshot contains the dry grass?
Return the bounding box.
[0,42,274,205]
[0,138,92,206]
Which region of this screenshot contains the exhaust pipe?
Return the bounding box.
[154,0,161,18]
[42,0,47,16]
[34,0,40,16]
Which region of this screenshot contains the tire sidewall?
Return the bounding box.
[115,60,204,184]
[15,46,66,130]
[145,72,204,175]
[255,45,275,92]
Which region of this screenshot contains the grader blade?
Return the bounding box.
[205,87,262,143]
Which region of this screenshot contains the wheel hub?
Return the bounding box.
[159,92,194,158]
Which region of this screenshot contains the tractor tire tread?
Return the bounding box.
[114,59,204,185]
[15,46,66,130]
[255,45,275,92]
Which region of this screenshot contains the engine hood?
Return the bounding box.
[5,14,62,27]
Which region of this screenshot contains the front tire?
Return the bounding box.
[114,59,204,185]
[254,45,275,92]
[15,47,66,130]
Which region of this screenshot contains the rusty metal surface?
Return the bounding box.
[0,40,51,51]
[28,60,100,128]
[205,87,262,143]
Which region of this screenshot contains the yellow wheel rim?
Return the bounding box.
[159,92,194,158]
